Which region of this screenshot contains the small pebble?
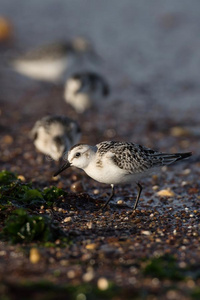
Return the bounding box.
[186,279,195,288]
[161,166,168,172]
[82,270,94,282]
[152,185,159,191]
[64,216,72,223]
[155,238,161,242]
[29,247,41,264]
[67,270,76,279]
[93,189,100,195]
[86,243,98,250]
[152,174,158,181]
[71,174,80,181]
[166,290,179,300]
[181,181,189,186]
[57,182,64,189]
[77,294,86,300]
[152,278,160,286]
[182,169,191,175]
[2,135,13,144]
[18,175,25,181]
[157,188,175,197]
[179,261,187,268]
[86,221,93,229]
[97,277,109,290]
[141,230,151,236]
[70,181,84,193]
[170,126,189,137]
[117,199,125,205]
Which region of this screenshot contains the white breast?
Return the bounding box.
[83,152,152,185]
[13,57,70,82]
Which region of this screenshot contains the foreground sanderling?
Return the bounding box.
[11,37,98,83]
[31,115,81,161]
[64,72,110,113]
[54,141,192,210]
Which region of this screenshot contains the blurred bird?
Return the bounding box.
[11,37,99,83]
[64,71,110,113]
[31,115,81,161]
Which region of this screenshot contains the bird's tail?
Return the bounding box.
[173,152,192,161]
[153,152,192,166]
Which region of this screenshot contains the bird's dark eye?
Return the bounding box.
[75,152,81,158]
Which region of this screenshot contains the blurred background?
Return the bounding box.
[1,0,199,176]
[1,0,200,118]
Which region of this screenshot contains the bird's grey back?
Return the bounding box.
[16,42,74,62]
[97,141,191,173]
[73,72,109,96]
[31,116,80,140]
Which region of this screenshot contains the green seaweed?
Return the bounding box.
[143,254,185,280]
[0,170,17,184]
[1,208,65,243]
[0,170,67,207]
[43,186,67,201]
[42,186,67,207]
[22,189,45,205]
[191,287,200,299]
[0,280,122,300]
[0,171,70,244]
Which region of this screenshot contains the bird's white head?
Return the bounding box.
[68,144,95,169]
[54,143,96,176]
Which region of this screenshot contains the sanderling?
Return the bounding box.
[31,115,81,161]
[11,37,98,83]
[54,141,192,210]
[64,72,110,113]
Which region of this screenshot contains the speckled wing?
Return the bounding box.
[110,142,158,173]
[97,141,189,174]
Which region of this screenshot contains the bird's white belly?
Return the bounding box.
[84,162,142,185]
[13,57,69,82]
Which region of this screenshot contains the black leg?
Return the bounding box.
[101,184,115,210]
[133,183,142,210]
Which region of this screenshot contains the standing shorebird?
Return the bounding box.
[64,72,110,113]
[54,141,192,210]
[31,115,81,161]
[11,37,99,83]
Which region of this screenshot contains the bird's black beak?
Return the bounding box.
[53,161,71,176]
